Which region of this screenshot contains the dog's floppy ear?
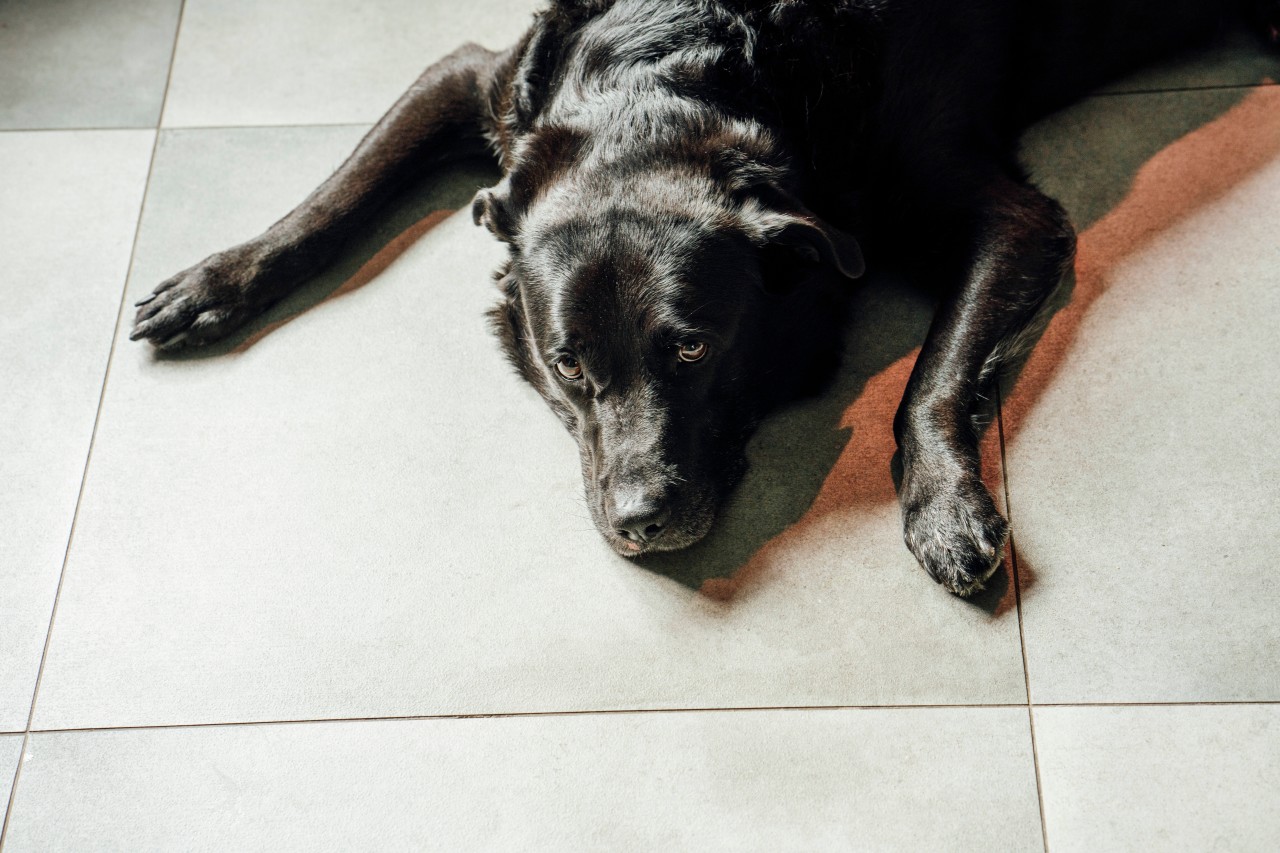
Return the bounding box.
[487,266,544,390]
[720,152,864,281]
[752,207,865,280]
[472,182,518,243]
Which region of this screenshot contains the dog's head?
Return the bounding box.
[476,140,863,556]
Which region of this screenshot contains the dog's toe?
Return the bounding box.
[130,287,195,344]
[130,252,263,349]
[903,478,1009,597]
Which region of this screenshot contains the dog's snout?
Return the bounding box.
[609,487,672,544]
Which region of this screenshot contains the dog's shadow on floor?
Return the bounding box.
[644,82,1280,612]
[152,157,504,360]
[634,268,1019,613]
[636,269,942,598]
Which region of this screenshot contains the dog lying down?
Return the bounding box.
[130,1,1280,596]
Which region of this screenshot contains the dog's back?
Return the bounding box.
[500,0,1260,190]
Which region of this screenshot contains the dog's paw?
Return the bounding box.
[902,476,1009,597]
[130,248,270,350]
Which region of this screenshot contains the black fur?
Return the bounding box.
[131,0,1278,595]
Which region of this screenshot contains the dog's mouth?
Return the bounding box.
[591,484,721,558]
[575,431,751,556]
[604,520,712,558]
[605,527,711,558]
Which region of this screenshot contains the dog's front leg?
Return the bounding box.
[131,42,515,350]
[895,174,1076,596]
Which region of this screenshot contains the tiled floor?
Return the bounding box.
[1,2,1277,850]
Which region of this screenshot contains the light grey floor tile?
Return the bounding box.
[0,736,21,814]
[1007,87,1280,702]
[0,131,156,732]
[1036,704,1280,852]
[162,0,542,127]
[1100,22,1279,95]
[6,708,1042,851]
[31,125,1024,729]
[0,0,182,130]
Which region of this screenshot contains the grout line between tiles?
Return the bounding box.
[0,126,158,134]
[0,122,374,135]
[0,3,188,848]
[996,387,1050,853]
[29,704,1031,736]
[23,699,1277,739]
[156,0,188,130]
[1090,79,1279,98]
[11,122,164,735]
[0,734,28,852]
[161,121,376,132]
[1032,700,1280,708]
[1025,702,1050,853]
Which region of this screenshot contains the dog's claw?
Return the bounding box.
[129,313,161,341]
[129,247,271,349]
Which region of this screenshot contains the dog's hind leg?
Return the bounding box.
[131,42,515,350]
[894,173,1076,597]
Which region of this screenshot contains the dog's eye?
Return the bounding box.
[677,341,707,363]
[555,356,583,381]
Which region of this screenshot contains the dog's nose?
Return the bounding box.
[610,488,672,544]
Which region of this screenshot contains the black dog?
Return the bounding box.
[131,0,1279,596]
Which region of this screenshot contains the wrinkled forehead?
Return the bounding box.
[517,209,753,351]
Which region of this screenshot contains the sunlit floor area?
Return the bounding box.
[2,2,1279,850]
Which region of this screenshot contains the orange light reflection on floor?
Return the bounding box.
[701,84,1280,605]
[1005,84,1280,432]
